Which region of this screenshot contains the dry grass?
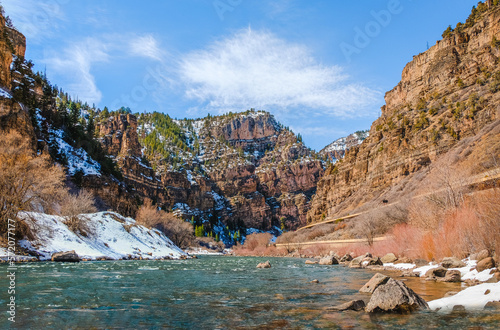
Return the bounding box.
[233,233,288,256]
[136,200,195,248]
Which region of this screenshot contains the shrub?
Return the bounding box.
[416,98,427,110]
[60,190,97,217]
[442,25,454,38]
[136,200,195,248]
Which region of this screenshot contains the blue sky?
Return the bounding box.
[3,0,479,150]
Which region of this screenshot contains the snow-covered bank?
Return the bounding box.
[428,282,500,312]
[6,212,186,260]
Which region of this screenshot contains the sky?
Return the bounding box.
[2,0,480,150]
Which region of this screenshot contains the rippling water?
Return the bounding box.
[1,256,499,329]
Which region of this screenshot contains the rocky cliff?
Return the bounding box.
[97,110,324,235]
[0,13,26,89]
[308,3,500,222]
[0,12,33,149]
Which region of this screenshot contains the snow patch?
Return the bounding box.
[17,211,185,260]
[51,129,101,176]
[384,263,416,270]
[0,87,12,99]
[428,283,500,312]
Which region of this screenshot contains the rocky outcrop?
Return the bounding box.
[98,114,142,157]
[365,278,429,313]
[308,5,500,223]
[51,250,80,262]
[99,110,325,234]
[0,14,26,89]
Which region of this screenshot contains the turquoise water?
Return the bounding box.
[1,256,499,329]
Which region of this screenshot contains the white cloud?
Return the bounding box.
[2,0,66,42]
[129,35,165,62]
[178,28,378,116]
[44,38,109,104]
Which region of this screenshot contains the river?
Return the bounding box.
[1,256,498,329]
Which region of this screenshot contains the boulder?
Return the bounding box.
[328,300,366,311]
[476,257,495,272]
[256,260,271,268]
[441,257,466,269]
[51,250,80,262]
[361,257,383,267]
[365,278,429,313]
[310,279,319,283]
[305,260,318,265]
[340,254,353,262]
[484,301,500,311]
[476,250,490,262]
[360,273,390,293]
[349,256,364,268]
[414,259,429,267]
[437,270,461,282]
[381,253,398,264]
[395,257,413,264]
[425,267,448,278]
[319,255,339,265]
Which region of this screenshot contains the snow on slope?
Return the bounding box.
[50,129,101,176]
[320,130,369,161]
[17,212,185,260]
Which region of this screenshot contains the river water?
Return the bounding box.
[1,256,499,329]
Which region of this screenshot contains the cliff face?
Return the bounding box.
[0,14,26,89]
[98,110,324,232]
[97,114,142,157]
[0,13,33,149]
[308,5,500,222]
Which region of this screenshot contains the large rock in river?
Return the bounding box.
[360,273,390,293]
[51,250,80,262]
[257,260,271,268]
[319,255,339,265]
[365,278,429,313]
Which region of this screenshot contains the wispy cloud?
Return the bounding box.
[129,35,165,62]
[178,28,378,116]
[44,38,109,104]
[2,0,66,42]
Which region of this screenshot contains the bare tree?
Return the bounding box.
[0,131,65,235]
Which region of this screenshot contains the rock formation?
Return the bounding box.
[365,278,429,313]
[308,5,500,223]
[95,110,324,238]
